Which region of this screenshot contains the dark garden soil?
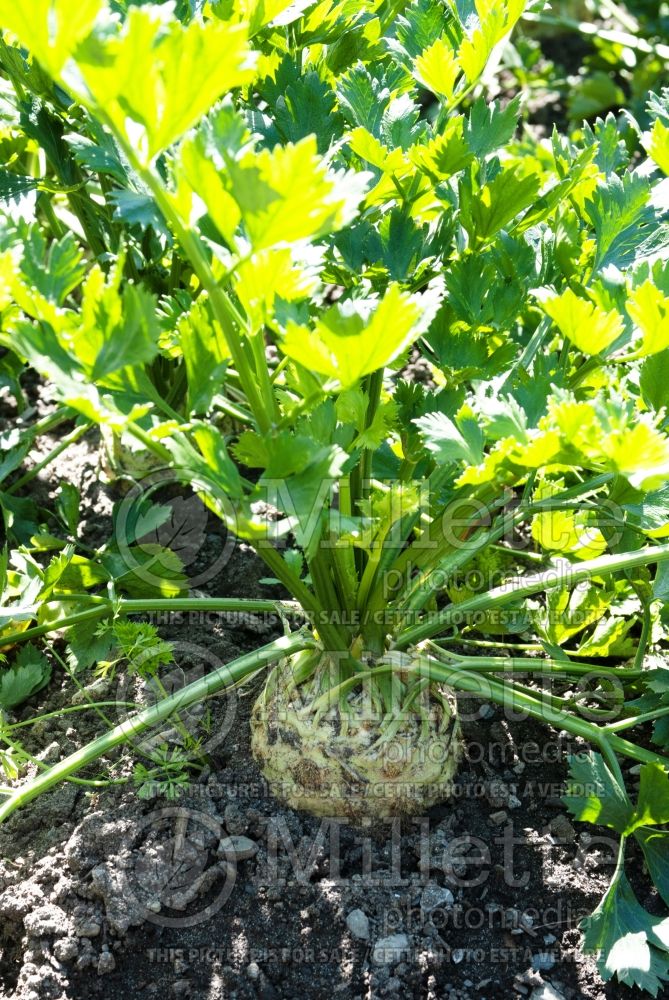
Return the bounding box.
[1,410,667,1000]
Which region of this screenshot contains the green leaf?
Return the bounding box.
[380,93,426,152]
[654,562,669,603]
[641,351,669,411]
[460,166,541,242]
[584,114,629,176]
[576,615,635,658]
[180,130,368,250]
[20,228,86,306]
[0,492,41,546]
[414,408,484,465]
[540,287,624,355]
[101,543,188,598]
[65,617,116,673]
[648,119,669,175]
[65,132,127,185]
[178,297,230,414]
[190,424,244,499]
[114,498,173,550]
[234,248,318,330]
[635,829,669,907]
[337,64,389,136]
[413,37,460,101]
[47,554,108,592]
[280,284,436,387]
[626,764,669,834]
[88,280,161,381]
[410,116,473,180]
[74,6,256,161]
[582,871,669,995]
[262,440,348,557]
[604,421,669,493]
[167,432,244,530]
[55,483,81,535]
[465,96,521,158]
[622,484,669,536]
[0,644,51,709]
[0,427,32,485]
[271,71,342,153]
[457,10,502,84]
[627,281,669,357]
[539,581,613,644]
[0,0,102,77]
[586,173,655,272]
[107,190,166,233]
[0,171,40,203]
[563,751,634,833]
[7,319,154,428]
[389,0,452,67]
[376,209,433,282]
[531,505,606,559]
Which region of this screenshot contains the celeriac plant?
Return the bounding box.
[2,0,669,990]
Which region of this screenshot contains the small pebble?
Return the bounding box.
[217,836,258,861]
[346,909,370,940]
[372,934,410,965]
[549,816,576,842]
[420,886,454,912]
[97,951,116,975]
[529,985,567,1000]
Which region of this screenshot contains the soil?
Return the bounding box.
[1,408,667,1000]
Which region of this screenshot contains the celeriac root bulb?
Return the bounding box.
[251,650,461,822]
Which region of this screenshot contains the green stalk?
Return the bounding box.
[135,187,269,431]
[423,645,644,678]
[249,328,279,425]
[90,111,271,433]
[0,631,313,824]
[390,475,615,613]
[215,395,255,425]
[503,316,551,387]
[7,702,138,730]
[0,607,115,650]
[399,516,511,614]
[17,406,75,438]
[349,370,385,577]
[0,598,304,650]
[356,540,386,613]
[490,543,544,563]
[438,635,620,658]
[630,581,652,672]
[414,654,669,767]
[330,543,359,612]
[6,421,92,495]
[361,464,462,616]
[254,544,350,653]
[125,418,345,647]
[604,707,669,734]
[359,369,384,505]
[37,190,66,238]
[396,541,669,650]
[0,732,122,790]
[308,546,342,618]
